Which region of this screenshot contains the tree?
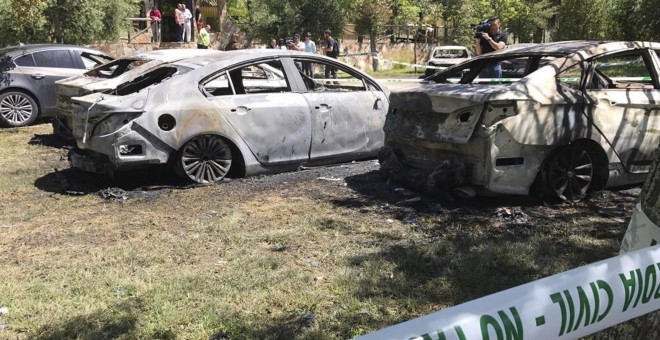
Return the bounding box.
[553,0,609,40]
[351,0,393,70]
[247,0,349,43]
[0,0,139,45]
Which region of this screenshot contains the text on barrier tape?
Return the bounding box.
[355,243,660,340]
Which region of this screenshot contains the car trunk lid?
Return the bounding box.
[386,84,510,143]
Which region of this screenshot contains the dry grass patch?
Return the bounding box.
[0,123,647,339]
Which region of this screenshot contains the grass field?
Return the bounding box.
[0,123,649,339]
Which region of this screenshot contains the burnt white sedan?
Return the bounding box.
[57,49,389,183]
[380,41,660,201]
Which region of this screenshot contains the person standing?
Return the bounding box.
[267,39,278,49]
[183,4,193,42]
[195,4,202,32]
[302,32,316,77]
[197,24,211,49]
[323,30,338,78]
[148,6,161,43]
[174,4,184,42]
[289,33,304,51]
[475,16,507,78]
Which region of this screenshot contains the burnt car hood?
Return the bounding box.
[387,83,531,143]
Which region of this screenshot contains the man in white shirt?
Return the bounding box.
[183,4,193,43]
[289,33,305,51]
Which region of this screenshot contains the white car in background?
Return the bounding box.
[425,45,471,76]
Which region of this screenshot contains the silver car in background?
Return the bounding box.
[57,49,389,184]
[0,44,113,127]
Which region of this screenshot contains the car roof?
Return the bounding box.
[173,49,338,68]
[481,40,660,58]
[131,49,224,63]
[0,44,109,57]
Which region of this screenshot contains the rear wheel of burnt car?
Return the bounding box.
[544,145,595,202]
[176,135,232,184]
[0,90,39,127]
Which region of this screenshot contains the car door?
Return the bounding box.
[582,49,660,173]
[27,49,83,114]
[291,57,387,163]
[203,59,312,165]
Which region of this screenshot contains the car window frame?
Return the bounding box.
[31,49,77,69]
[200,57,292,97]
[584,49,660,90]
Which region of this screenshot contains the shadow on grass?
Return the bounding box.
[32,298,175,340]
[28,134,74,149]
[33,165,194,197]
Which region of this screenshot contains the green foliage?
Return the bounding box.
[248,0,349,42]
[0,0,139,45]
[553,0,609,41]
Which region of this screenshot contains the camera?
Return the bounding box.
[285,37,294,45]
[474,19,491,38]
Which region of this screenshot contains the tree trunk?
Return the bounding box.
[370,30,378,71]
[216,0,227,48]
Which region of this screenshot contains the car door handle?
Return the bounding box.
[31,73,45,80]
[315,104,332,110]
[230,106,252,115]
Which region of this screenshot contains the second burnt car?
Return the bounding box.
[57,49,389,183]
[380,41,660,201]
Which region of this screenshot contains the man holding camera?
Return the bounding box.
[475,16,507,78]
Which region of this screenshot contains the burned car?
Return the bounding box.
[380,41,660,201]
[424,45,471,77]
[57,49,389,184]
[0,44,113,127]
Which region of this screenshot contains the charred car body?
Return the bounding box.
[380,41,660,201]
[57,49,389,184]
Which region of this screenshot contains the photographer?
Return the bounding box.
[475,16,507,78]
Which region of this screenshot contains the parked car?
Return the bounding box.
[380,41,660,201]
[57,49,389,184]
[0,44,113,127]
[424,45,471,77]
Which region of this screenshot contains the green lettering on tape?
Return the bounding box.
[643,264,657,304]
[620,270,637,312]
[597,280,613,322]
[563,290,576,334]
[535,316,545,326]
[455,326,466,340]
[499,307,523,340]
[633,269,644,308]
[589,282,600,325]
[480,314,503,340]
[551,292,568,336]
[574,286,591,331]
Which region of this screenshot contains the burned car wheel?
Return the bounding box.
[176,135,232,184]
[545,145,594,202]
[0,90,39,127]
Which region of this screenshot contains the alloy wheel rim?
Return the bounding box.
[0,94,34,124]
[549,147,593,201]
[181,135,231,184]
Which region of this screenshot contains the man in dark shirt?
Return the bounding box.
[475,16,507,78]
[323,30,338,79]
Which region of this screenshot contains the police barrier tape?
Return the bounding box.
[356,213,660,340]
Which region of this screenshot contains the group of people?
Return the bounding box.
[148,4,210,48]
[268,30,339,78]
